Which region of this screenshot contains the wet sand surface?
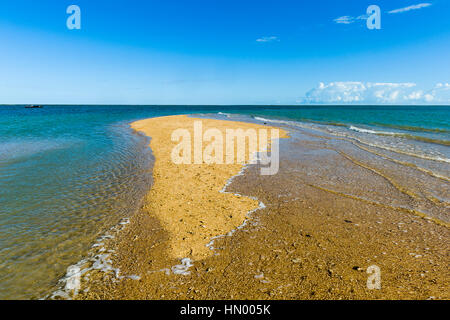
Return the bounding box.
[78,116,449,300]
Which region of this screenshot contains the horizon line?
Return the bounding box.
[1,104,450,107]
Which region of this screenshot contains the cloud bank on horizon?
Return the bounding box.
[300,82,450,104]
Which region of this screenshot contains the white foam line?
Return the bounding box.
[48,217,139,300]
[349,125,396,135]
[217,112,232,118]
[206,154,267,253]
[171,258,194,275]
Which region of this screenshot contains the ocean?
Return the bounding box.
[0,105,448,299]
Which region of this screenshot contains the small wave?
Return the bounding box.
[349,126,450,146]
[254,116,293,126]
[254,116,450,164]
[371,123,450,134]
[351,142,450,181]
[349,126,396,135]
[362,141,450,164]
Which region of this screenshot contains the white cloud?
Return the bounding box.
[334,15,367,24]
[256,36,279,43]
[388,3,432,14]
[300,82,450,104]
[334,16,353,24]
[429,83,450,102]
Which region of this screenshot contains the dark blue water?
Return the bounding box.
[238,105,450,133]
[0,105,449,299]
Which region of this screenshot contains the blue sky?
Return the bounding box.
[0,0,449,104]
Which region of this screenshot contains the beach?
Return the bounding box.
[74,114,449,300]
[129,115,289,260]
[3,0,450,304]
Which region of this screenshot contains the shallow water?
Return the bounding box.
[245,116,450,224]
[0,105,448,299]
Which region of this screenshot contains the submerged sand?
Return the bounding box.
[76,115,449,300]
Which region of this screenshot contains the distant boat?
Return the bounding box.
[25,105,43,109]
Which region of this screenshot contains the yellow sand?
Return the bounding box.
[131,115,288,260]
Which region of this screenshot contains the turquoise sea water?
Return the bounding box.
[0,105,449,299]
